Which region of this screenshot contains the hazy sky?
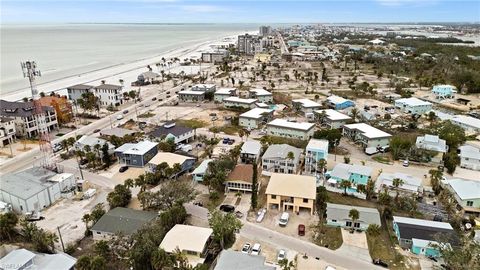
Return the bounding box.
[1,0,479,24]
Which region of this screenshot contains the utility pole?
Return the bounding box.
[57,226,65,252]
[334,139,338,162]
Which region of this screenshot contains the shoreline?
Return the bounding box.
[1,31,245,102]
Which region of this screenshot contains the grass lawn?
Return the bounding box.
[176,118,208,129]
[138,112,155,118]
[327,191,377,208]
[312,224,343,250]
[373,154,392,164]
[210,125,242,135]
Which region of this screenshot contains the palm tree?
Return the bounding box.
[392,178,404,202]
[340,180,351,195]
[135,174,147,192]
[84,145,91,153]
[316,158,327,178]
[124,178,134,189]
[350,107,359,123]
[61,139,69,152]
[348,208,359,229]
[286,151,295,160]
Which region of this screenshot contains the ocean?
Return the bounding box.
[0,23,258,95]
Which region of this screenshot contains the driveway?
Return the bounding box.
[337,229,371,262]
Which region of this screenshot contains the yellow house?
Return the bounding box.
[265,173,316,215]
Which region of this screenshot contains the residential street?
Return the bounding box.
[184,204,383,270]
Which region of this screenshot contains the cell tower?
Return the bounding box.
[21,61,53,169]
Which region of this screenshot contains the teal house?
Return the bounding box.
[393,216,457,258]
[432,85,456,99]
[191,159,213,182]
[330,163,373,187]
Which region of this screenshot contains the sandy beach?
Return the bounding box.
[1,32,243,102]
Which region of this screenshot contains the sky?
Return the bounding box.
[1,0,479,24]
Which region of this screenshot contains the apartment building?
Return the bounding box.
[315,109,351,129]
[239,108,274,129]
[223,97,258,109]
[262,144,303,174]
[0,117,16,147]
[66,84,94,102]
[266,119,315,140]
[292,98,322,115]
[266,173,316,215]
[343,123,391,149]
[94,84,124,107]
[214,88,237,102]
[248,88,273,103]
[395,97,432,115]
[237,34,262,55]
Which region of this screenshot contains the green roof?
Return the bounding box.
[91,207,157,235]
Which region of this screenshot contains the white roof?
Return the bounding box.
[193,83,216,88]
[224,97,258,104]
[445,178,480,200]
[315,109,351,121]
[48,173,73,183]
[215,88,236,95]
[306,138,329,151]
[393,216,453,230]
[148,152,194,167]
[412,238,440,248]
[192,159,213,175]
[396,97,432,106]
[240,108,274,119]
[0,249,35,270]
[122,141,158,155]
[452,115,480,129]
[327,95,351,105]
[416,135,447,153]
[331,163,373,179]
[267,119,315,131]
[292,98,322,108]
[266,173,316,199]
[76,135,108,147]
[34,253,77,270]
[160,224,212,253]
[369,38,385,44]
[249,88,272,96]
[178,90,205,95]
[459,144,480,159]
[241,140,262,155]
[377,172,421,192]
[343,123,392,139]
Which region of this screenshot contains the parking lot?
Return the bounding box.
[232,235,297,267]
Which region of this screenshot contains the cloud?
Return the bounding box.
[179,4,228,13]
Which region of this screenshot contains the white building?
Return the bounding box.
[315,109,351,129]
[304,139,329,175]
[395,97,432,115]
[0,168,75,214]
[239,108,274,129]
[94,84,124,107]
[292,99,322,115]
[0,248,76,270]
[267,119,315,140]
[376,172,423,195]
[442,178,480,217]
[224,97,258,109]
[0,117,16,147]
[248,88,273,103]
[214,88,236,102]
[416,134,448,153]
[459,143,480,171]
[74,135,115,156]
[191,84,216,93]
[343,123,392,149]
[178,90,207,102]
[240,140,262,164]
[262,144,303,174]
[450,115,480,134]
[66,84,94,102]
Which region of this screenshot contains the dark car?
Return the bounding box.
[93,129,101,133]
[298,224,305,236]
[152,97,157,101]
[372,258,389,268]
[119,166,129,173]
[220,204,235,213]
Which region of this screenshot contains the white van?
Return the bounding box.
[279,212,289,226]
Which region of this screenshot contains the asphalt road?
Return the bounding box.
[184,204,383,270]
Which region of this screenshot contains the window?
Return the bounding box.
[467,201,474,207]
[354,223,360,228]
[263,165,267,170]
[271,195,276,199]
[346,221,352,227]
[331,219,337,222]
[303,198,308,203]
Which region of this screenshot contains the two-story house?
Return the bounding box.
[343,123,391,150]
[66,84,94,102]
[330,163,373,189]
[0,117,16,147]
[240,140,262,164]
[266,173,316,215]
[149,122,194,144]
[432,85,456,99]
[442,178,480,217]
[114,141,158,167]
[304,139,329,175]
[326,95,355,110]
[266,119,315,140]
[147,152,196,178]
[248,88,273,103]
[395,97,432,115]
[225,164,255,193]
[262,144,303,174]
[94,84,124,107]
[459,142,480,171]
[214,88,236,102]
[223,97,258,109]
[239,108,274,129]
[314,109,351,129]
[292,98,322,115]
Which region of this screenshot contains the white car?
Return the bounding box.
[251,243,261,255]
[241,243,251,254]
[277,249,286,262]
[116,114,124,120]
[279,212,289,227]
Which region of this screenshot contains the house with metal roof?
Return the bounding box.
[91,207,157,241]
[442,178,480,217]
[214,88,237,102]
[262,144,303,174]
[292,98,322,115]
[240,140,262,164]
[147,152,196,177]
[192,159,213,182]
[330,163,373,187]
[395,97,432,115]
[416,134,448,153]
[393,216,457,257]
[266,119,315,140]
[160,224,213,267]
[326,95,355,110]
[225,164,255,193]
[149,122,194,144]
[239,108,274,129]
[376,172,422,195]
[224,97,258,109]
[326,203,381,231]
[459,143,480,171]
[248,88,273,103]
[342,123,391,150]
[0,248,76,270]
[0,167,75,213]
[74,135,115,156]
[314,109,351,129]
[213,250,275,270]
[114,140,158,167]
[304,139,329,175]
[266,173,316,215]
[451,115,480,134]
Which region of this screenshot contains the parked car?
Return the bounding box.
[279,212,289,227]
[123,110,129,114]
[119,166,129,173]
[241,243,251,254]
[403,159,409,167]
[193,201,203,207]
[93,129,101,133]
[52,143,63,153]
[277,249,286,262]
[219,204,235,213]
[235,211,244,218]
[152,97,157,101]
[209,113,217,117]
[251,243,261,255]
[79,159,88,165]
[298,224,305,236]
[325,266,337,270]
[372,258,389,268]
[227,139,235,145]
[116,115,124,120]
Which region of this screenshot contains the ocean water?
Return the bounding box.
[0,23,257,95]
